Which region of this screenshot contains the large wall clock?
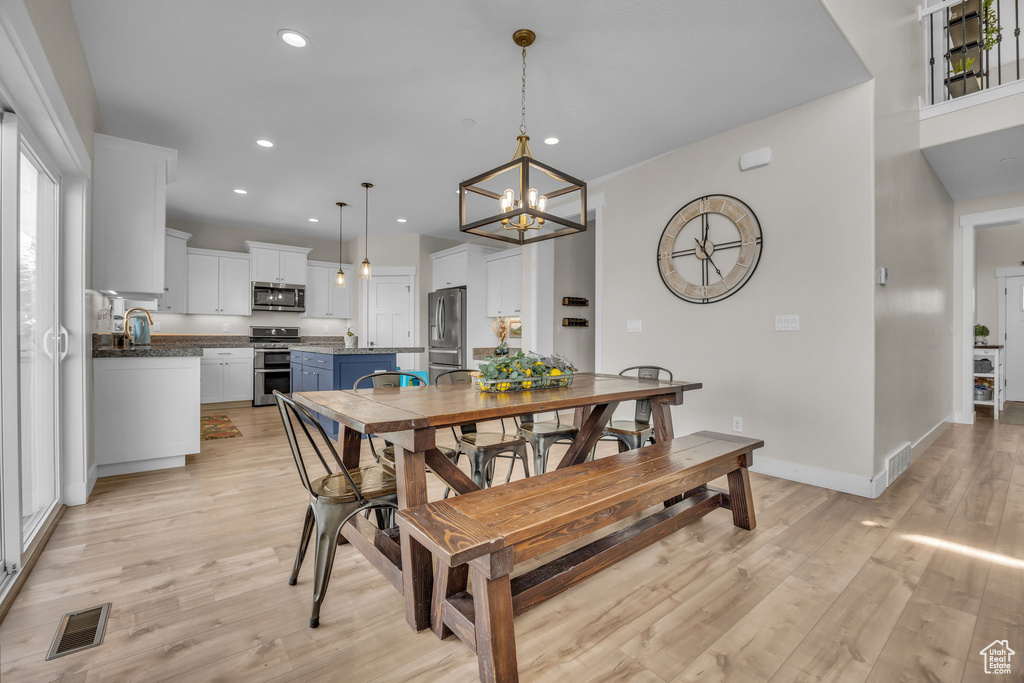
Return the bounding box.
[657,194,763,304]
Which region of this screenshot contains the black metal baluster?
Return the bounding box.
[931,13,936,104]
[996,0,1002,85]
[1016,0,1021,81]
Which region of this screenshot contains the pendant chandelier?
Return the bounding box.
[359,182,373,279]
[334,201,347,287]
[458,29,587,245]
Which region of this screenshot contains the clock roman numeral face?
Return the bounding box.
[657,195,763,304]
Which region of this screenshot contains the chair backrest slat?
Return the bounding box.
[618,365,673,425]
[353,371,427,390]
[274,391,364,502]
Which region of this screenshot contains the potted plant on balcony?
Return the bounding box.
[975,323,990,346]
[946,57,982,98]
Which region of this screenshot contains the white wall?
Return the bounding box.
[975,222,1024,331]
[591,83,877,488]
[553,219,596,371]
[827,0,956,474]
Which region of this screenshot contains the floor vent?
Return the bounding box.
[886,443,912,489]
[45,603,111,660]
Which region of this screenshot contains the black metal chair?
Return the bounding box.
[274,390,398,628]
[516,411,579,475]
[593,365,674,455]
[435,369,531,495]
[352,372,455,471]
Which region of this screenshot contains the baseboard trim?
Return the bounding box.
[97,455,186,479]
[201,400,252,410]
[0,503,66,625]
[62,463,98,507]
[912,415,953,461]
[750,456,875,498]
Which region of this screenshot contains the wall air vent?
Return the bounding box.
[885,443,912,489]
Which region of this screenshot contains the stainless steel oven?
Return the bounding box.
[250,326,300,406]
[252,282,306,312]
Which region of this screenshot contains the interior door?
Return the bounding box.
[367,275,411,347]
[1005,276,1024,401]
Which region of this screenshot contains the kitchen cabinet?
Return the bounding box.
[432,250,469,289]
[92,134,177,298]
[200,348,254,403]
[290,351,397,439]
[157,229,191,313]
[186,249,251,315]
[303,262,354,319]
[485,249,522,317]
[93,356,199,477]
[245,241,311,285]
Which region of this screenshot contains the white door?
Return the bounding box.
[279,251,306,285]
[1005,276,1024,401]
[187,253,219,314]
[219,257,251,315]
[250,247,279,283]
[367,275,412,347]
[200,360,223,403]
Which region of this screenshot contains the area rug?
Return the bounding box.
[200,415,243,440]
[1000,402,1024,426]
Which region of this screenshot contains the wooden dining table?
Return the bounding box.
[293,371,702,632]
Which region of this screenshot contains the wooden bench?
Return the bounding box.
[397,430,764,682]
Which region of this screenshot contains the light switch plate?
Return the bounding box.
[626,319,642,333]
[774,314,800,332]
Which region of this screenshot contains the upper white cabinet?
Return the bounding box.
[485,249,522,317]
[432,249,469,289]
[157,229,191,313]
[92,134,177,298]
[186,249,251,316]
[430,244,502,291]
[245,241,311,285]
[303,262,353,319]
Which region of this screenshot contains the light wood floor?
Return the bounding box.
[1,409,1021,682]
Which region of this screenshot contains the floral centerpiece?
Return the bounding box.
[491,317,510,356]
[476,349,576,393]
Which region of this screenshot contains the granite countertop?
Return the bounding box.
[93,347,203,359]
[290,345,425,354]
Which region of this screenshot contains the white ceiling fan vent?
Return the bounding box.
[885,443,912,489]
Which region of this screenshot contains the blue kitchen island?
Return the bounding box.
[289,345,424,439]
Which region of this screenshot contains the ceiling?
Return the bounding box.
[70,0,869,241]
[922,124,1024,201]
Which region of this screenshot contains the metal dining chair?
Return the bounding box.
[593,365,674,454]
[352,372,455,472]
[274,390,399,628]
[435,369,531,495]
[516,412,580,475]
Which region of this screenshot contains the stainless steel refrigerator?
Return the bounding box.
[428,287,466,383]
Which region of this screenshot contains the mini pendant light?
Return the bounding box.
[458,29,586,245]
[334,201,347,287]
[359,182,373,279]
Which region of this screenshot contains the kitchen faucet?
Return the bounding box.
[123,307,154,348]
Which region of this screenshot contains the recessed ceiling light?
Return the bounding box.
[544,137,559,145]
[308,218,319,223]
[278,29,309,48]
[396,218,407,223]
[234,188,248,194]
[256,139,274,148]
[1001,157,1016,163]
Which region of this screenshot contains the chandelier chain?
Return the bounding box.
[520,45,528,135]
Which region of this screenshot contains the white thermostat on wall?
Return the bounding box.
[739,147,772,171]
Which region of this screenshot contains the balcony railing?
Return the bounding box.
[922,0,1022,105]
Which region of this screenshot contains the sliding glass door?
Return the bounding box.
[17,143,60,543]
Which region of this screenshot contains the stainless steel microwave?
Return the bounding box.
[252,282,306,312]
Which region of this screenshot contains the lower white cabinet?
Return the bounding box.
[485,250,522,317]
[201,348,254,403]
[93,356,199,477]
[303,262,353,319]
[187,249,251,315]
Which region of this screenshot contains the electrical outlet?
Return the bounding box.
[322,324,329,333]
[222,323,230,333]
[626,319,642,333]
[732,416,743,433]
[151,321,161,332]
[774,314,799,332]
